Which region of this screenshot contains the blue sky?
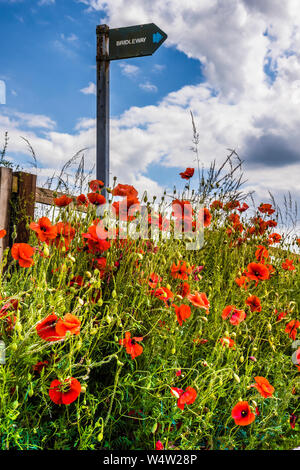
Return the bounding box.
[0,0,300,231]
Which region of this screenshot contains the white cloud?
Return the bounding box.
[38,0,55,6]
[80,82,96,95]
[139,82,158,93]
[119,63,139,78]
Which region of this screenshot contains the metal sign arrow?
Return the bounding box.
[109,23,167,61]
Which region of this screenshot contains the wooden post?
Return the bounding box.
[12,171,37,244]
[0,167,13,260]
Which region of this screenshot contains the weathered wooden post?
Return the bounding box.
[0,167,13,261]
[12,171,37,244]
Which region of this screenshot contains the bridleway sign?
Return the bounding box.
[96,24,167,193]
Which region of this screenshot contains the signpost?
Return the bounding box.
[96,23,167,192]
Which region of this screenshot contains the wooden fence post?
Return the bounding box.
[0,167,13,261]
[12,171,37,244]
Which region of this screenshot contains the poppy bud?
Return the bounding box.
[97,298,103,306]
[233,373,240,383]
[43,244,50,257]
[224,330,229,336]
[112,290,117,298]
[61,246,66,253]
[81,385,87,393]
[137,253,143,260]
[11,343,18,351]
[90,328,98,335]
[15,321,22,333]
[200,316,208,322]
[117,360,124,367]
[106,315,112,323]
[166,284,171,290]
[171,347,176,354]
[267,323,272,331]
[176,295,183,300]
[94,269,100,276]
[28,387,34,397]
[85,271,92,279]
[151,422,158,434]
[240,356,244,363]
[97,433,103,442]
[231,332,236,337]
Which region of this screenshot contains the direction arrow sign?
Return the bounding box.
[108,23,167,61]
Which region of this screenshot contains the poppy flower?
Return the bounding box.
[179,167,194,180]
[55,313,81,337]
[89,179,104,192]
[87,192,106,206]
[253,376,274,398]
[245,262,269,283]
[171,386,197,410]
[173,304,192,326]
[151,287,174,306]
[268,233,282,244]
[245,295,262,313]
[170,260,192,280]
[273,309,287,321]
[221,305,246,325]
[36,313,63,342]
[148,272,162,289]
[282,259,296,271]
[235,275,249,290]
[199,208,212,228]
[290,414,297,429]
[231,401,255,426]
[285,320,300,341]
[210,200,223,210]
[255,245,269,263]
[112,183,138,199]
[82,224,111,253]
[220,336,235,348]
[33,360,49,374]
[187,292,210,312]
[172,199,193,220]
[119,331,143,360]
[76,194,89,207]
[29,217,57,243]
[0,229,6,239]
[112,197,140,221]
[258,203,275,216]
[178,282,191,298]
[51,222,76,250]
[156,441,164,450]
[224,200,240,211]
[49,377,81,405]
[238,203,249,212]
[54,195,73,207]
[11,243,34,268]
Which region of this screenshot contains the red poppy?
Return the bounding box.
[210,200,223,210]
[55,313,81,337]
[187,292,210,312]
[273,309,287,321]
[221,305,246,325]
[231,401,255,426]
[36,313,63,342]
[172,199,193,219]
[282,259,296,271]
[199,208,212,228]
[148,272,162,288]
[11,243,34,268]
[268,233,282,245]
[235,275,249,290]
[112,197,140,221]
[255,245,269,263]
[224,200,240,211]
[112,183,138,199]
[29,217,57,243]
[258,203,275,215]
[151,287,174,306]
[178,282,191,298]
[245,295,262,313]
[170,260,192,280]
[220,336,235,348]
[290,414,297,429]
[238,203,249,212]
[54,195,73,207]
[171,386,197,410]
[155,441,164,450]
[76,194,89,207]
[179,167,194,180]
[33,360,49,374]
[173,304,192,326]
[89,179,104,192]
[87,192,106,206]
[253,376,274,398]
[51,222,76,250]
[82,224,111,253]
[0,229,6,239]
[49,377,81,405]
[285,320,300,341]
[119,331,143,360]
[245,262,269,283]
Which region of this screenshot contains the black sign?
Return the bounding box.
[108,23,167,61]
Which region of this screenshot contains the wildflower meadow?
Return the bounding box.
[0,155,299,451]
